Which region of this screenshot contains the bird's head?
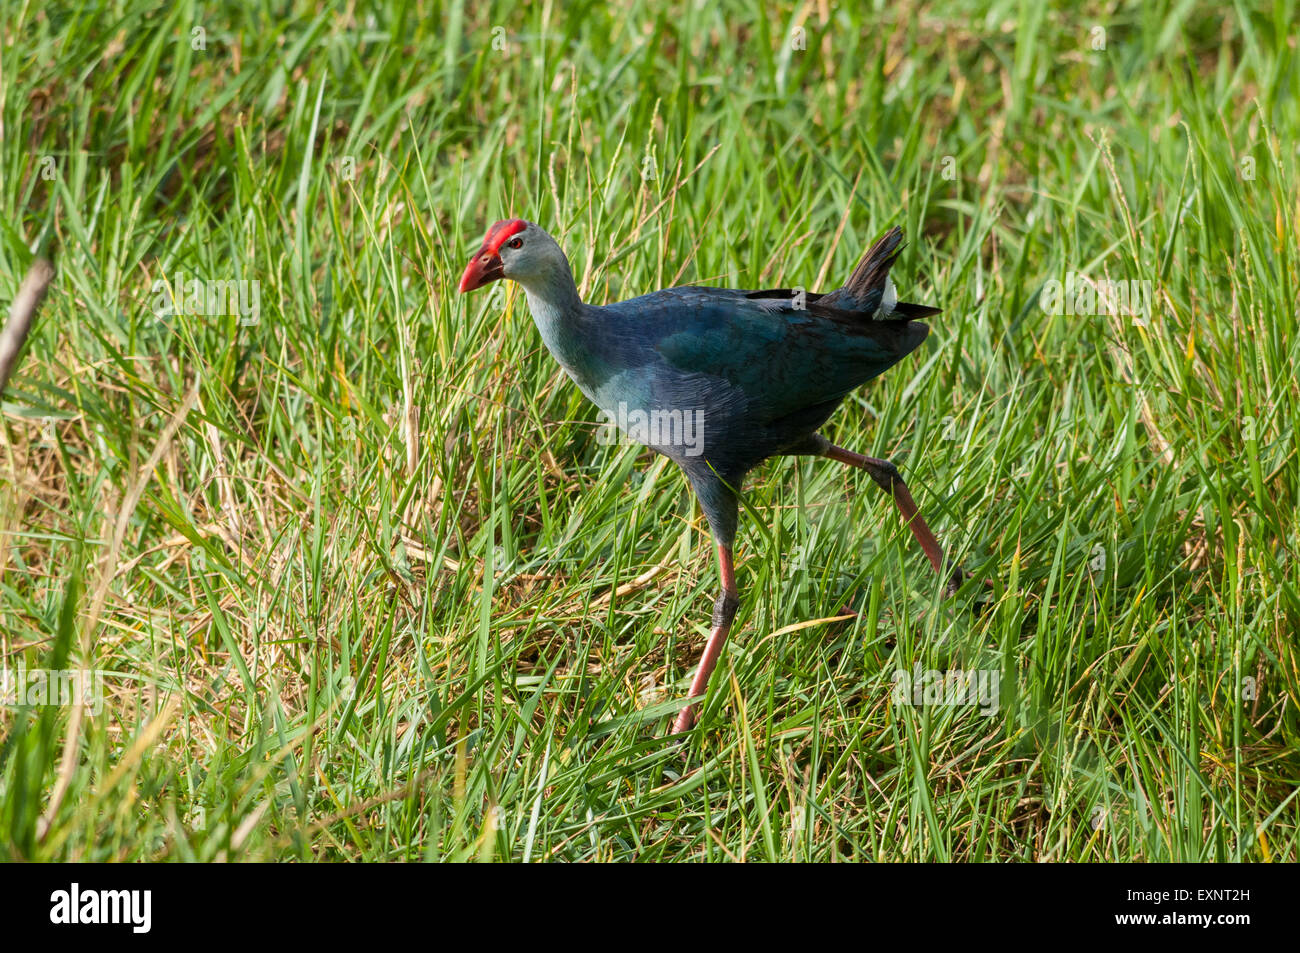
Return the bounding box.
[458,219,566,294]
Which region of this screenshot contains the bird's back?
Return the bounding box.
[572,286,925,474]
[599,285,924,405]
[528,227,935,483]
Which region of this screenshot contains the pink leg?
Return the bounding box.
[823,444,965,594]
[672,543,738,734]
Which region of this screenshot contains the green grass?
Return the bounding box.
[1,0,1297,861]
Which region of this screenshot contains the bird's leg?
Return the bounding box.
[823,443,964,594]
[672,542,738,734]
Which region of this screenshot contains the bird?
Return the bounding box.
[459,218,961,734]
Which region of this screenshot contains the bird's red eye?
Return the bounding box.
[507,237,524,249]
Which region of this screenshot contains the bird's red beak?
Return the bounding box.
[458,249,504,294]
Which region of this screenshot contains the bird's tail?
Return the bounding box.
[842,226,904,303]
[821,226,941,320]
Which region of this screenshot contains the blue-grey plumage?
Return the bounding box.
[459,218,959,733]
[566,285,931,542]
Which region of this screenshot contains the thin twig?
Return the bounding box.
[0,259,55,397]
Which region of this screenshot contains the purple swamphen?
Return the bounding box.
[459,219,958,733]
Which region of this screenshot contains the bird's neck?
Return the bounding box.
[518,260,605,396]
[519,257,583,325]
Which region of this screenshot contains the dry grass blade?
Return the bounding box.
[0,259,54,397]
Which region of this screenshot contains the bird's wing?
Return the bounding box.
[618,287,925,424]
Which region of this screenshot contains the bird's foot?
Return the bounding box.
[938,562,1000,621]
[941,557,1000,595]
